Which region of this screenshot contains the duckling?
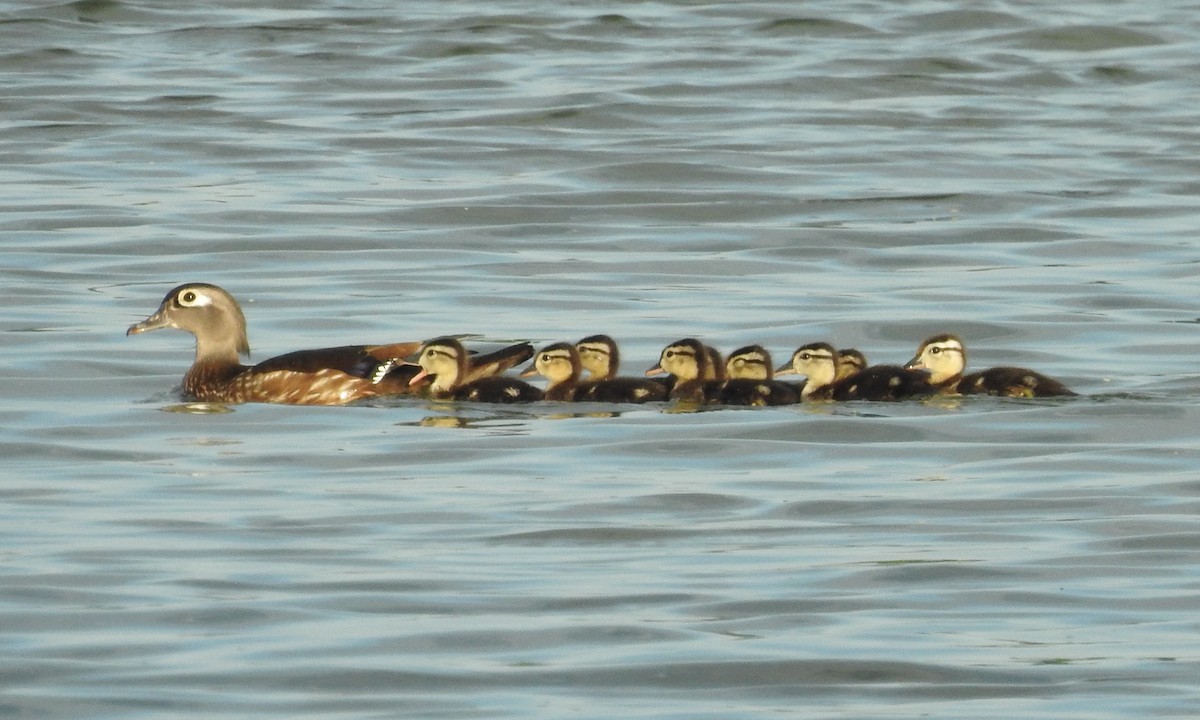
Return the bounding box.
[520,342,583,401]
[835,349,868,381]
[572,334,669,403]
[127,282,421,405]
[777,342,934,402]
[409,337,543,403]
[710,344,800,406]
[646,338,712,404]
[704,346,727,382]
[906,334,1076,397]
[776,342,840,401]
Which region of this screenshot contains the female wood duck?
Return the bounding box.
[646,338,712,404]
[777,342,933,401]
[127,283,532,405]
[905,333,1076,397]
[127,282,424,405]
[520,342,583,401]
[572,334,668,403]
[711,344,800,406]
[409,337,543,403]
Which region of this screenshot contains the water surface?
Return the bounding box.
[3,1,1200,718]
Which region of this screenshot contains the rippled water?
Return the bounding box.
[3,1,1200,717]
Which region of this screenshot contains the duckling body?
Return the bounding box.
[906,334,1076,398]
[777,342,933,402]
[521,342,583,401]
[573,334,669,403]
[127,283,426,405]
[411,337,543,403]
[646,338,713,404]
[830,364,936,402]
[712,344,800,406]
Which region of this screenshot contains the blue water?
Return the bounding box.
[3,1,1200,718]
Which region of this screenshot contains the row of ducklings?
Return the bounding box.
[408,333,1077,405]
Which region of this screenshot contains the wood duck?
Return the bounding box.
[905,333,1076,397]
[127,282,426,405]
[710,344,800,406]
[409,337,543,403]
[777,342,934,402]
[520,342,583,401]
[646,338,712,404]
[572,334,669,403]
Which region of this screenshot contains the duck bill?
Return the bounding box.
[645,364,664,377]
[774,363,796,376]
[407,368,431,386]
[126,307,172,336]
[518,364,539,379]
[904,356,925,371]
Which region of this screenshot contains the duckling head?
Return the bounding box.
[725,344,773,381]
[647,338,707,381]
[575,334,618,379]
[905,334,966,385]
[835,348,867,381]
[522,342,582,388]
[410,337,468,393]
[777,342,838,393]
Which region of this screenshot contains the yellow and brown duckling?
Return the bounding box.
[572,334,669,403]
[905,333,1076,397]
[127,282,429,405]
[776,342,840,401]
[777,341,934,402]
[409,337,543,403]
[520,342,583,401]
[835,349,867,381]
[646,338,713,404]
[711,344,800,406]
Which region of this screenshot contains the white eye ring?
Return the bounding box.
[178,289,212,307]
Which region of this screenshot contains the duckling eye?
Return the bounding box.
[664,350,675,359]
[930,347,942,355]
[540,353,551,362]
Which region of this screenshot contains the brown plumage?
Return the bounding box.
[906,334,1076,398]
[127,283,426,405]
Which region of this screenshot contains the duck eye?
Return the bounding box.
[179,290,198,305]
[664,350,675,359]
[931,347,941,355]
